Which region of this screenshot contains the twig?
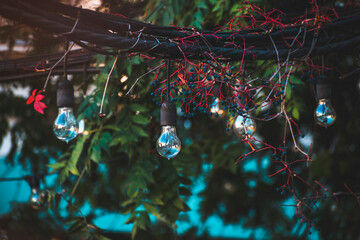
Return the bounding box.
[99,56,118,116]
[126,62,165,95]
[43,42,75,90]
[67,165,87,206]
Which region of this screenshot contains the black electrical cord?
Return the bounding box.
[64,40,69,79]
[167,60,171,102]
[0,173,52,182]
[0,0,359,60]
[0,50,93,73]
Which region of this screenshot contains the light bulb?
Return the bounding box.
[29,188,43,210]
[0,230,8,240]
[210,97,225,117]
[156,126,181,160]
[233,115,256,139]
[314,98,336,127]
[53,107,79,143]
[334,1,345,8]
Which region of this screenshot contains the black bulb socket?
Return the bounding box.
[160,102,176,126]
[316,83,331,100]
[57,78,74,108]
[27,176,40,189]
[315,71,332,100]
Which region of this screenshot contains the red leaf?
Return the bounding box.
[34,101,47,114]
[26,96,35,104]
[35,94,45,101]
[26,89,37,104]
[31,89,37,97]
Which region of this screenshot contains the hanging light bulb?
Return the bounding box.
[53,105,79,143]
[334,1,345,8]
[314,99,336,127]
[53,43,79,142]
[210,97,225,117]
[27,176,45,210]
[314,64,336,127]
[233,115,256,139]
[0,230,8,240]
[156,102,181,160]
[156,60,181,160]
[29,188,42,210]
[210,81,226,117]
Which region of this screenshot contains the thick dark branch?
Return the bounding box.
[0,0,359,60]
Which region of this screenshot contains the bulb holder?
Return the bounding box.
[57,78,74,108]
[213,81,227,98]
[160,102,176,126]
[315,82,331,100]
[27,176,40,189]
[315,70,333,100]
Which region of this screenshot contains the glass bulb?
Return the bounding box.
[210,97,225,117]
[53,107,79,143]
[334,1,345,7]
[233,115,256,139]
[314,98,336,127]
[156,126,181,160]
[29,188,43,210]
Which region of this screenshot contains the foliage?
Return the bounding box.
[0,0,360,240]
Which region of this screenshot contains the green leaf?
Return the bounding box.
[291,76,305,85]
[144,202,161,218]
[132,115,150,125]
[196,0,207,9]
[140,169,155,184]
[230,4,241,13]
[121,203,136,214]
[127,183,138,198]
[70,135,88,169]
[172,0,179,14]
[67,163,79,175]
[90,144,102,164]
[59,168,69,185]
[47,162,66,170]
[99,132,112,151]
[137,212,150,230]
[125,216,137,224]
[130,104,148,113]
[148,195,164,205]
[212,1,222,12]
[193,11,203,28]
[162,10,171,25]
[292,108,300,120]
[173,197,184,210]
[131,224,137,239]
[93,232,111,240]
[121,199,134,207]
[127,64,132,76]
[131,56,142,65]
[131,125,149,137]
[103,125,121,131]
[286,85,292,100]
